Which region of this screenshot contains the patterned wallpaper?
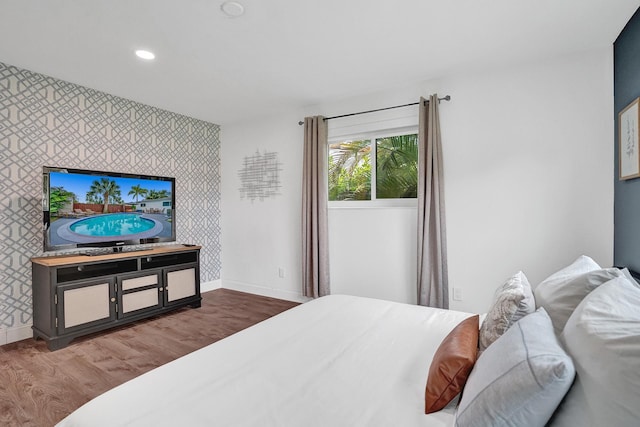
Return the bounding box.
[0,62,221,332]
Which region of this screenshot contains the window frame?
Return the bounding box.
[328,126,419,208]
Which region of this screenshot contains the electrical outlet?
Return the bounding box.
[453,287,463,301]
[278,267,285,278]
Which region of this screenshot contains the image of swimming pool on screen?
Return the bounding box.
[53,213,171,244]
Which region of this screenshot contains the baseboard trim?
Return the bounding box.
[222,280,311,303]
[0,325,33,346]
[201,279,222,293]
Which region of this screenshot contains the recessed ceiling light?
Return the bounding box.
[220,1,245,18]
[135,50,155,60]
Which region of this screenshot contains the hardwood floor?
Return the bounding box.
[0,289,299,427]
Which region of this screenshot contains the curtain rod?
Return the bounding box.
[297,95,450,126]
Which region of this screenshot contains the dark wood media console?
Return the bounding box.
[31,245,201,350]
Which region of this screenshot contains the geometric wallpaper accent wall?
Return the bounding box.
[0,61,221,332]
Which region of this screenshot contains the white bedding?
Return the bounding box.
[57,294,473,427]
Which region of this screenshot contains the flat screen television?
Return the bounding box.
[43,166,176,252]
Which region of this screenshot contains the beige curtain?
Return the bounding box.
[302,116,330,298]
[417,95,448,308]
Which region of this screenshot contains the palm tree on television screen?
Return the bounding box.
[87,178,122,213]
[147,189,170,199]
[128,184,148,202]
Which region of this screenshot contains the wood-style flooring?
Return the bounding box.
[0,289,299,427]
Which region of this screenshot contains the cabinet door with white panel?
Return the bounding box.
[56,278,117,334]
[164,264,199,306]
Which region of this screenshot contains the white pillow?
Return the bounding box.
[550,276,640,427]
[535,267,624,334]
[479,271,535,352]
[536,255,600,290]
[457,308,575,427]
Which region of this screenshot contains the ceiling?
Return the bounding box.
[0,0,638,126]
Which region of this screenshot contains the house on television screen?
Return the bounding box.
[135,197,172,214]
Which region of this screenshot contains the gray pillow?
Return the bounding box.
[456,308,575,427]
[535,255,600,289]
[479,271,534,351]
[534,267,623,334]
[550,276,640,427]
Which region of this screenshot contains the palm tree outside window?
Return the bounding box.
[328,131,418,202]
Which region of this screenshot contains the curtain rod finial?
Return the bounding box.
[442,95,451,101]
[298,121,304,126]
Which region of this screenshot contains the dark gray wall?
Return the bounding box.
[614,7,640,271]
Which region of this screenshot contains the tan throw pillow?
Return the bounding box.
[425,315,479,414]
[479,271,534,352]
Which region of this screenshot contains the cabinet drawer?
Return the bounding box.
[121,274,158,291]
[122,288,159,314]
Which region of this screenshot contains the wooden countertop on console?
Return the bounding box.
[31,244,201,267]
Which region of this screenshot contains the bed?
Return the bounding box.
[57,256,640,427]
[57,294,469,427]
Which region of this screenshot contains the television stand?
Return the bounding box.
[31,244,201,350]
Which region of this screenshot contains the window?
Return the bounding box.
[328,130,418,202]
[162,201,171,207]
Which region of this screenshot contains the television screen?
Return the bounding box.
[43,167,176,252]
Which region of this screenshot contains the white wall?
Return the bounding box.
[221,47,614,313]
[443,48,614,312]
[221,113,308,302]
[328,206,418,304]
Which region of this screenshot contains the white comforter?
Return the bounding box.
[57,294,473,427]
